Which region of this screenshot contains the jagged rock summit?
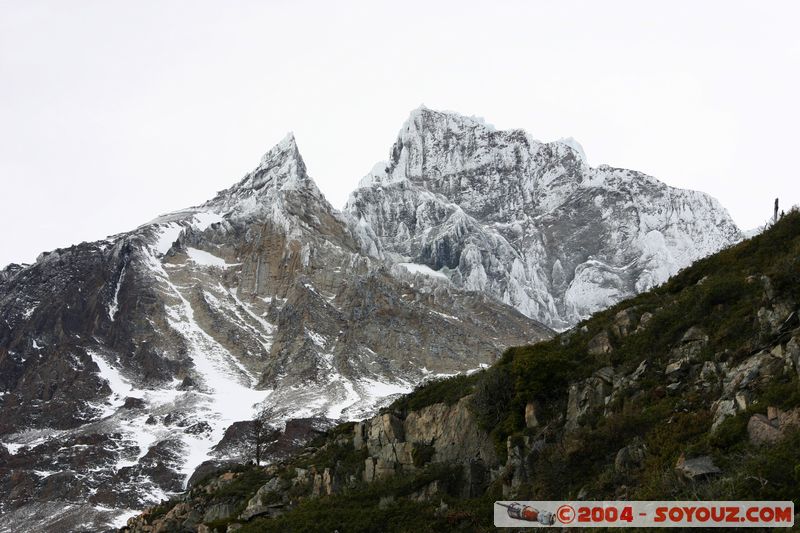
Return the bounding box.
[202,132,325,220]
[348,106,742,330]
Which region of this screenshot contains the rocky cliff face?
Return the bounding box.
[347,107,742,330]
[0,134,550,532]
[121,301,800,532]
[120,212,800,533]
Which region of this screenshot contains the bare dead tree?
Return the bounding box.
[774,198,779,224]
[251,419,267,466]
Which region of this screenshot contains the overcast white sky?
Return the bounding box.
[1,1,798,267]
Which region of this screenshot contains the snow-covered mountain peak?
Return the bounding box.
[255,131,302,170]
[397,107,501,152]
[203,133,325,221]
[403,106,497,133]
[347,108,742,330]
[362,107,598,195]
[236,132,310,193]
[358,107,519,189]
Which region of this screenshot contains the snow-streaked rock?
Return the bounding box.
[347,107,742,329]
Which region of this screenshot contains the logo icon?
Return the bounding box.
[557,504,576,524]
[496,502,556,525]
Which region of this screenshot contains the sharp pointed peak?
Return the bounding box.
[258,131,300,165]
[202,132,322,217]
[247,132,311,189]
[278,131,297,148]
[407,103,430,117]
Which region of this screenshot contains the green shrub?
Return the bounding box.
[470,366,512,429]
[260,489,283,505]
[389,373,477,413]
[757,375,800,410]
[212,467,271,501]
[411,443,435,468]
[708,413,748,451]
[731,428,800,502]
[236,464,469,533]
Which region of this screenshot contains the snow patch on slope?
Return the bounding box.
[108,263,125,321]
[185,248,236,268]
[142,251,269,483]
[191,212,224,231]
[397,263,449,280]
[90,352,136,416]
[152,223,184,255]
